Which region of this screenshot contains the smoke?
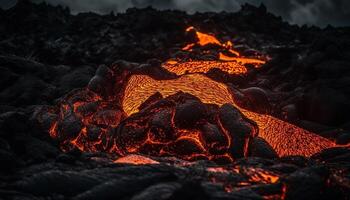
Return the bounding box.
[288,0,350,27]
[0,0,17,9]
[243,0,350,27]
[33,0,242,14]
[2,0,350,27]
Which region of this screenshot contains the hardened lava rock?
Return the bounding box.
[34,60,268,163]
[111,91,259,162]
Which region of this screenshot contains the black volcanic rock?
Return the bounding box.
[219,104,257,158]
[59,66,95,93]
[200,122,227,155]
[57,113,83,141]
[0,1,349,200]
[16,170,104,196]
[114,92,256,161]
[250,137,278,159]
[298,86,350,126]
[0,149,22,171]
[240,87,271,114]
[174,100,207,129]
[336,132,350,145]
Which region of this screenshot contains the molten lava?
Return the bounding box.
[181,26,266,68]
[123,74,337,157]
[218,52,266,65]
[163,60,248,75]
[114,154,160,165]
[45,26,342,162]
[183,26,240,57]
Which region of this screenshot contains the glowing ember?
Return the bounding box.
[207,165,281,197]
[47,89,126,153]
[182,26,265,66]
[114,154,159,165]
[218,53,266,65]
[179,26,266,75]
[207,167,230,174]
[183,26,240,57]
[163,60,247,75]
[109,90,255,162]
[240,167,280,184]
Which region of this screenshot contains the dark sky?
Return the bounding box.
[1,0,349,27]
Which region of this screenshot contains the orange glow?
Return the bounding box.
[114,154,159,165]
[182,26,269,63]
[232,166,279,184]
[219,52,266,65]
[166,60,178,65]
[207,167,230,174]
[180,26,266,74]
[182,43,195,51]
[47,89,126,153]
[245,168,279,184]
[46,26,344,163]
[123,74,337,157]
[48,121,57,138]
[185,26,222,47]
[207,166,281,195]
[163,60,247,75]
[184,26,241,57]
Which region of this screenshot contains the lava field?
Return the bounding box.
[1,1,350,200]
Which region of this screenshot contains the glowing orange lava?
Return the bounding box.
[114,154,159,165]
[163,60,247,75]
[218,52,266,65]
[177,26,266,75]
[46,26,344,161]
[123,74,337,157]
[207,166,281,197]
[183,26,240,57]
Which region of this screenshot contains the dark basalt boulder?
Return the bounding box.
[200,122,227,154]
[15,170,104,196]
[250,137,278,159]
[88,65,115,97]
[311,147,350,162]
[0,111,28,135]
[336,132,350,145]
[174,100,207,129]
[0,149,22,171]
[112,92,257,161]
[219,103,258,158]
[298,86,350,126]
[240,87,271,114]
[283,166,329,200]
[56,113,83,141]
[59,65,95,93]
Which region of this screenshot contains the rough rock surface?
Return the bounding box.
[0,1,350,199]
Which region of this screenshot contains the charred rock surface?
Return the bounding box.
[114,92,257,161]
[0,1,350,200]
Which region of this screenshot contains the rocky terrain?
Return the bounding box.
[0,1,350,199]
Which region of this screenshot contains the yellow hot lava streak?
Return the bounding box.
[123,74,336,157]
[176,26,267,75]
[183,26,240,57]
[163,60,247,75]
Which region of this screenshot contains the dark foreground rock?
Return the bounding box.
[0,152,349,200]
[0,1,349,200]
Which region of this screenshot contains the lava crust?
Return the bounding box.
[1,2,350,200]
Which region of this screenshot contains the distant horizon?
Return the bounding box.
[1,0,350,28]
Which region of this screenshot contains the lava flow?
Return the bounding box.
[123,74,336,157]
[163,27,266,76]
[43,26,342,162]
[123,27,336,157]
